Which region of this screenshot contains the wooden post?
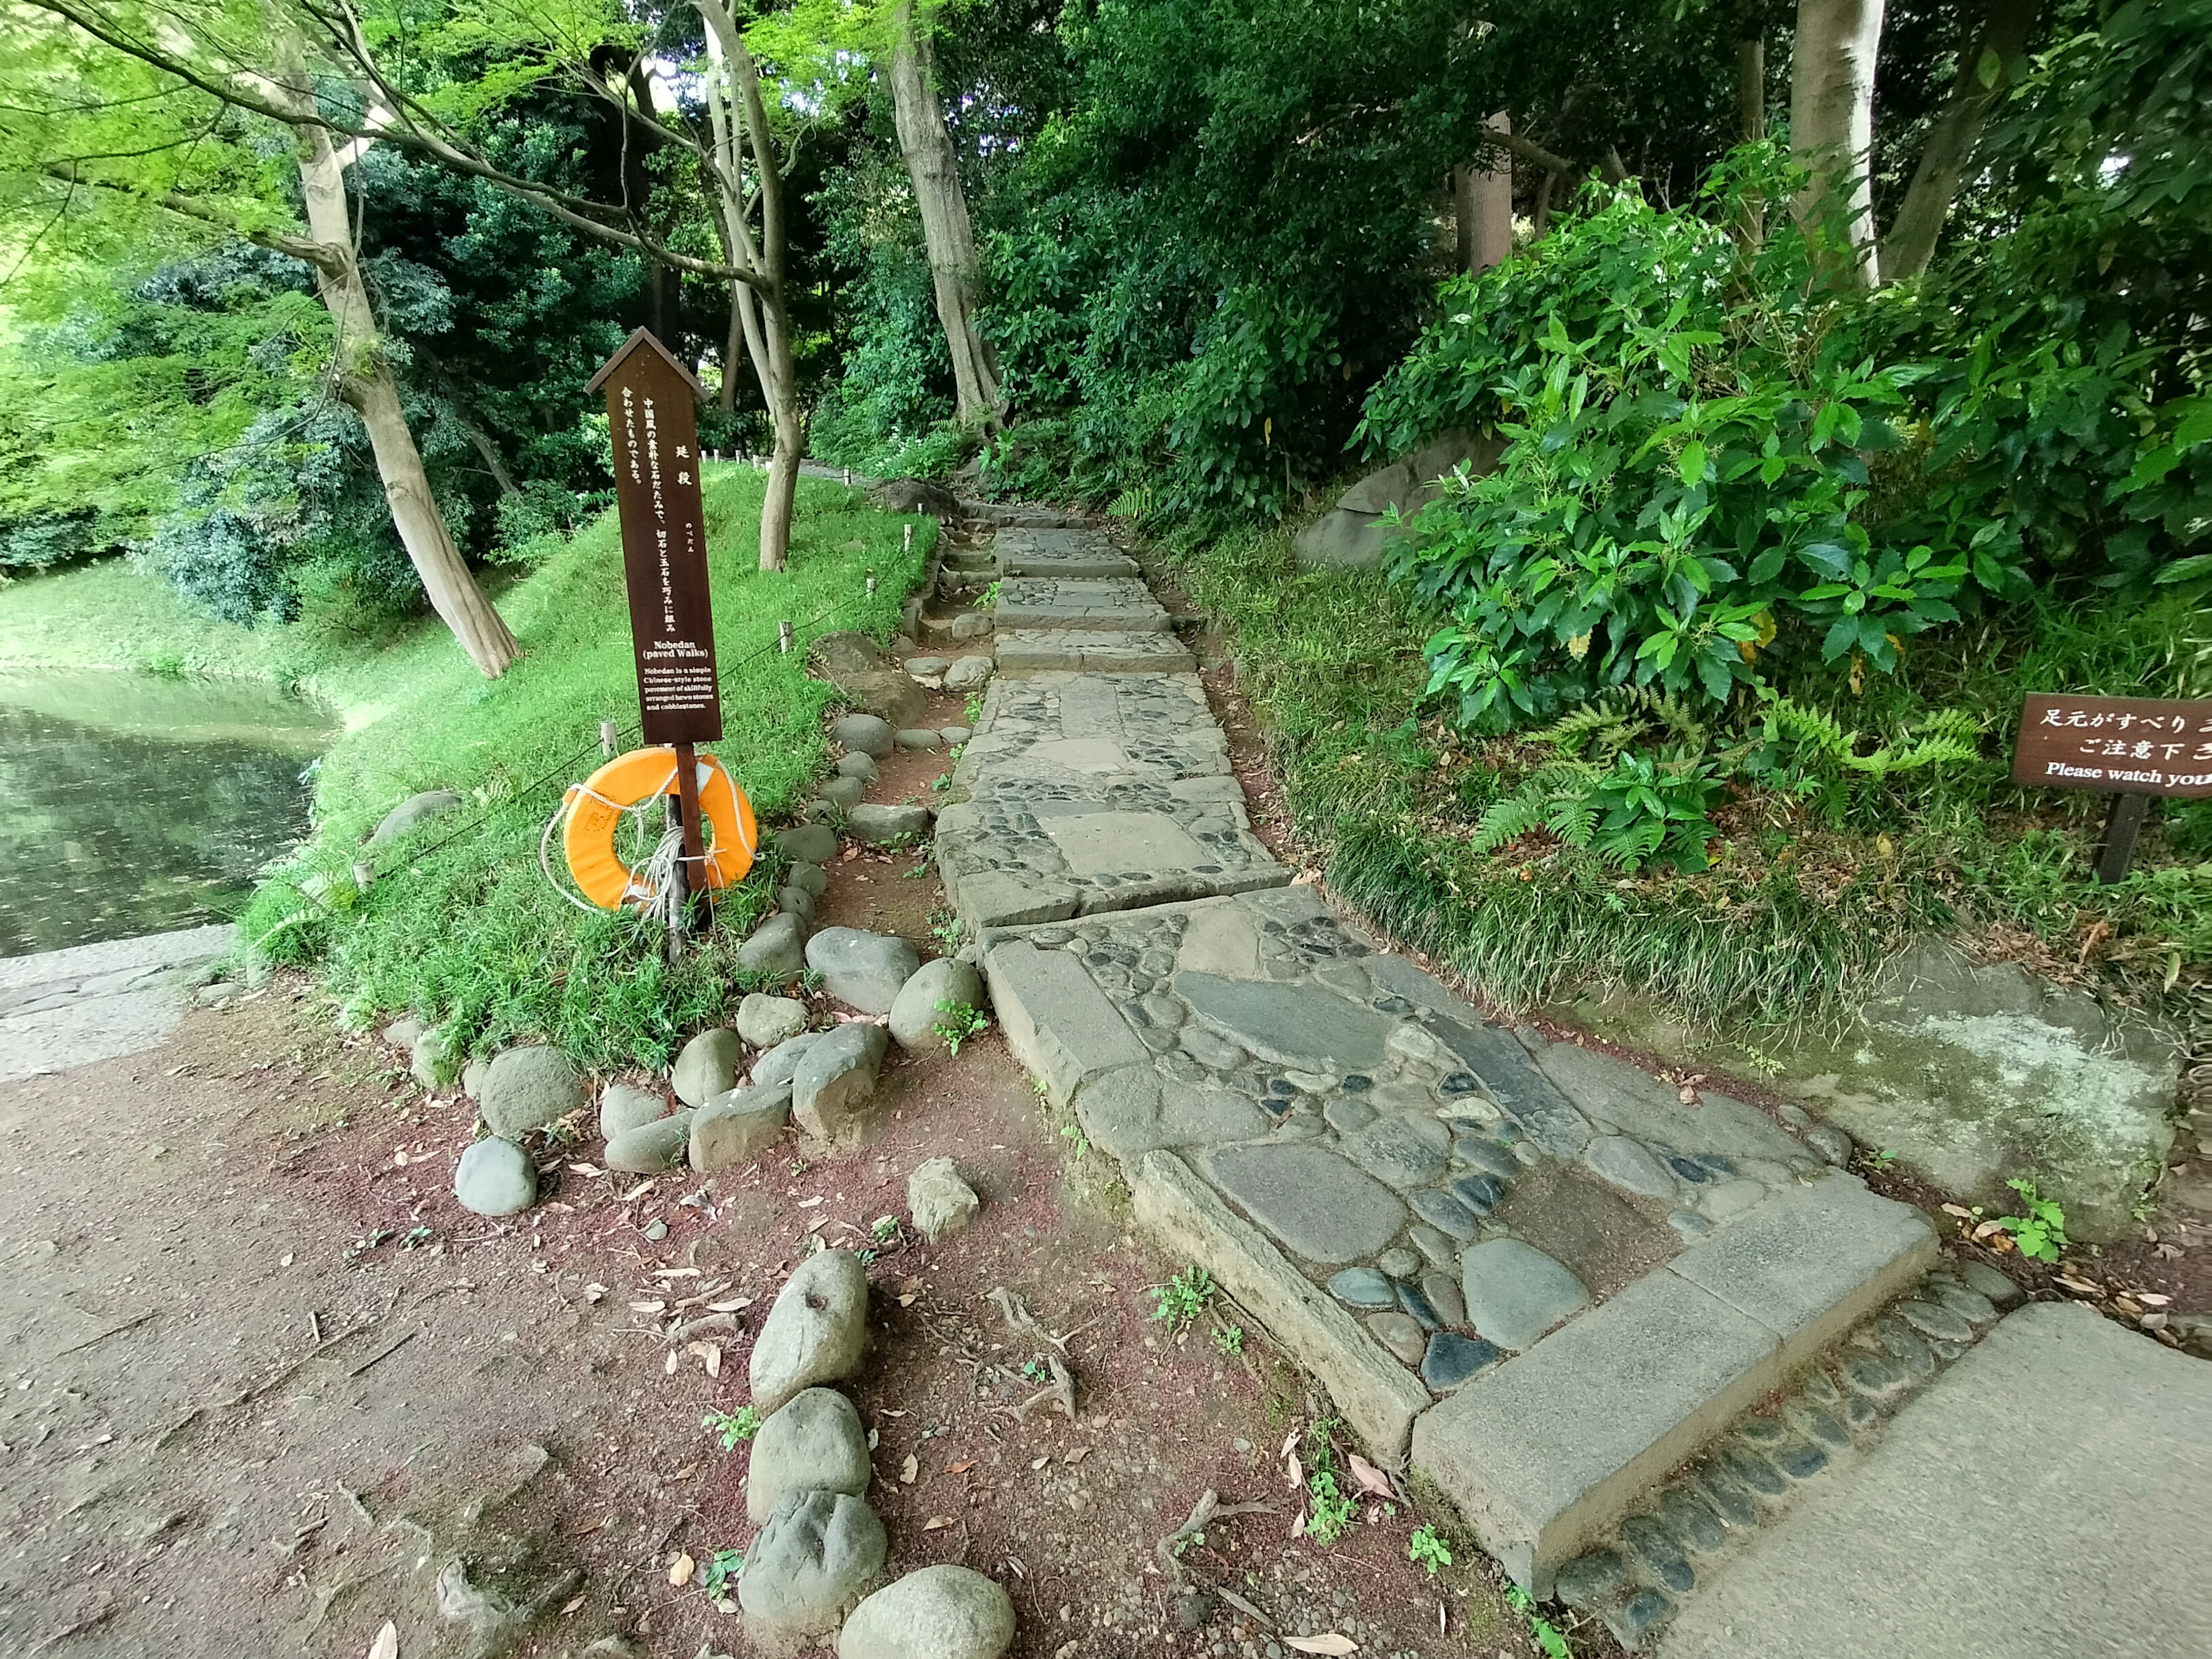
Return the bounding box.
[672,740,710,938]
[2094,793,2149,885]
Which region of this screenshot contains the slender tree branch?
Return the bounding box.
[39,160,349,272]
[1501,130,1574,175]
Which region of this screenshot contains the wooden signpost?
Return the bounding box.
[2012,692,2212,882]
[586,328,722,938]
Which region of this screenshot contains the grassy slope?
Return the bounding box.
[234,465,929,1071]
[1168,521,2210,1036]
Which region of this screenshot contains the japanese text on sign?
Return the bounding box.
[2012,694,2212,798]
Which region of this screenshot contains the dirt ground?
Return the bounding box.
[0,685,1543,1659]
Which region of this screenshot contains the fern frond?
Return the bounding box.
[1471,787,1548,853]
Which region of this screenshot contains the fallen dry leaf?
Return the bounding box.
[629,1300,667,1314]
[1285,1635,1358,1656]
[946,1460,978,1475]
[1285,1451,1303,1491]
[558,1593,586,1616]
[617,1180,656,1203]
[668,1552,695,1587]
[1030,1456,1048,1471]
[569,1162,603,1178]
[686,1340,722,1378]
[1064,1446,1091,1464]
[2138,1292,2172,1307]
[662,1350,679,1376]
[654,1267,702,1279]
[922,1515,956,1531]
[1940,1203,1975,1219]
[1345,1453,1392,1499]
[900,1455,919,1484]
[582,1283,608,1304]
[367,1621,398,1659]
[897,1292,918,1308]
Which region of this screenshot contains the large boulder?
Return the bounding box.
[750,1249,870,1414]
[691,1081,794,1172]
[806,928,921,1014]
[815,635,927,730]
[888,958,988,1054]
[1293,429,1502,569]
[369,789,463,844]
[739,1489,887,1640]
[599,1083,669,1139]
[838,1566,1016,1659]
[793,1024,891,1140]
[453,1137,536,1217]
[944,656,994,692]
[754,1030,828,1089]
[775,824,839,865]
[746,1387,873,1522]
[872,478,960,517]
[1572,940,2180,1244]
[477,1046,584,1138]
[671,1027,744,1106]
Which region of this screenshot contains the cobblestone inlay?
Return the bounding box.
[991,576,1171,632]
[979,887,1877,1422]
[993,527,1141,578]
[1550,1264,2019,1650]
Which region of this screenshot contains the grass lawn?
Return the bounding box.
[1166,521,2211,1038]
[234,465,930,1070]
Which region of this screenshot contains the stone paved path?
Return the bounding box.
[933,513,2186,1649]
[0,925,232,1081]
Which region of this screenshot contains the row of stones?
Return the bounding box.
[954,674,1229,783]
[1552,1259,2024,1650]
[738,1249,1015,1659]
[944,778,1272,887]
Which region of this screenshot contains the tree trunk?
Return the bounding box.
[698,1,800,569]
[1737,29,1768,245]
[290,106,519,675]
[1878,0,2040,282]
[1454,112,1516,272]
[888,1,1002,430]
[1790,0,1887,289]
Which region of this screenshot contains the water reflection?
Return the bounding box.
[0,673,334,958]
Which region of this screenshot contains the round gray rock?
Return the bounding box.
[832,714,895,757]
[750,1248,870,1415]
[777,884,817,927]
[1582,1134,1679,1199]
[738,993,810,1048]
[819,775,868,809]
[600,1083,669,1140]
[948,611,991,640]
[793,1023,891,1140]
[461,1058,488,1100]
[369,789,463,844]
[738,1488,886,1638]
[738,912,808,982]
[454,1137,536,1217]
[835,752,879,782]
[888,957,988,1054]
[1804,1123,1854,1165]
[939,725,972,745]
[805,928,921,1015]
[753,1029,827,1089]
[893,728,943,751]
[1459,1237,1590,1351]
[690,1081,793,1172]
[904,656,951,679]
[943,656,994,692]
[606,1109,695,1173]
[478,1046,584,1138]
[671,1027,743,1106]
[838,1565,1016,1659]
[776,824,840,865]
[848,802,933,845]
[747,1387,873,1523]
[786,861,830,899]
[907,1157,982,1243]
[382,1015,426,1052]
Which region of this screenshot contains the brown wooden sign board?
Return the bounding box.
[2011,694,2212,798]
[589,327,722,745]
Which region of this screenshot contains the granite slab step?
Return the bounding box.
[1410,1177,1936,1597]
[993,527,1141,579]
[992,577,1170,632]
[995,629,1195,673]
[950,673,1231,788]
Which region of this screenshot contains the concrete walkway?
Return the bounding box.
[933,518,1983,1637]
[0,925,233,1081]
[1660,1301,2212,1657]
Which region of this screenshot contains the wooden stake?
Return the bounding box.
[2094,792,2149,884]
[672,741,710,941]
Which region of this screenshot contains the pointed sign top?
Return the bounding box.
[585,326,707,399]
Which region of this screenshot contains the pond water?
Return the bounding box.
[0,671,336,959]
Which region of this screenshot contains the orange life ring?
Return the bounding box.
[562,748,757,910]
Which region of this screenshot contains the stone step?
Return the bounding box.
[993,527,1139,579]
[1410,1177,1934,1599]
[968,884,1936,1605]
[991,577,1170,632]
[995,629,1195,675]
[959,500,1086,529]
